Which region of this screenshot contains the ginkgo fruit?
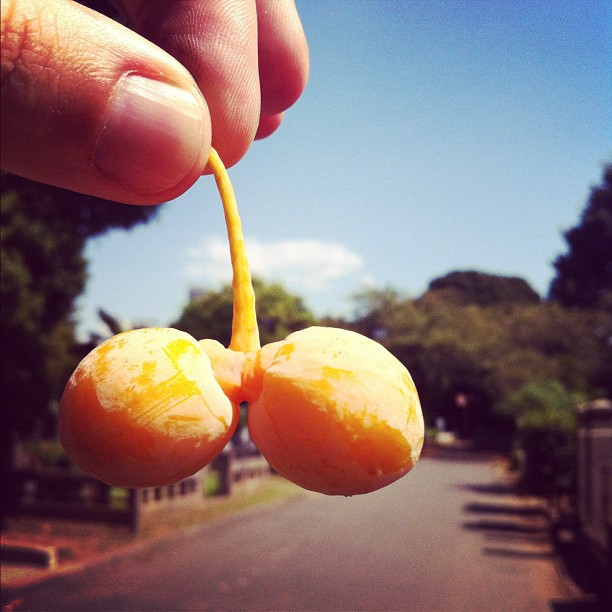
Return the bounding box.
[245,326,424,495]
[59,327,237,487]
[59,148,424,494]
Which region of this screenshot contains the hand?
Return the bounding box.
[0,0,309,204]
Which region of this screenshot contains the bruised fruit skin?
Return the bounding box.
[245,327,424,496]
[59,328,237,487]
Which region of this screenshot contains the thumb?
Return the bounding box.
[1,0,211,205]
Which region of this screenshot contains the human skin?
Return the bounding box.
[0,0,309,204]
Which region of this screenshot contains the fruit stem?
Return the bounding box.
[208,148,261,353]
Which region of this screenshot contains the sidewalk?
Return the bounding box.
[427,441,609,609]
[1,476,304,591]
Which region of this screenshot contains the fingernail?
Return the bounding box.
[93,74,207,195]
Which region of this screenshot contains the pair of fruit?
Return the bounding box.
[59,150,424,496]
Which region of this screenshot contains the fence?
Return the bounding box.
[3,448,272,533]
[576,399,612,571]
[2,468,204,533]
[212,446,272,496]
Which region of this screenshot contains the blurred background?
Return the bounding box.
[1,0,610,608]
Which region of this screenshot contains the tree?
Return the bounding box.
[350,288,404,340]
[173,279,316,347]
[1,173,160,451]
[391,340,497,440]
[174,285,234,346]
[498,303,612,398]
[549,164,612,310]
[422,270,540,306]
[348,283,610,450]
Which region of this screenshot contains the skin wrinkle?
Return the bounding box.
[3,5,104,115]
[1,0,26,87]
[4,4,98,179]
[1,10,48,97]
[119,0,260,164]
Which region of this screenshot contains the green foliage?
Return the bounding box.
[1,173,160,240]
[392,340,498,442]
[204,470,221,497]
[1,173,161,447]
[351,287,404,335]
[549,163,612,310]
[174,279,316,346]
[1,187,85,440]
[499,304,612,397]
[21,439,69,468]
[495,380,578,426]
[175,285,234,345]
[252,280,316,345]
[496,381,580,496]
[423,270,541,307]
[346,282,611,450]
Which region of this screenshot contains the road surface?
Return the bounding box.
[3,451,571,611]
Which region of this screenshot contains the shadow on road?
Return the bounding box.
[481,546,554,559]
[462,500,551,542]
[462,498,551,553]
[462,518,547,535]
[459,466,611,612]
[464,501,548,516]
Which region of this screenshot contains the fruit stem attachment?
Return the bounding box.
[208,148,261,353]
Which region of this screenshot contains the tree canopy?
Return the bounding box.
[1,173,160,443]
[173,279,316,347]
[344,281,611,448]
[422,270,540,306]
[548,164,612,311]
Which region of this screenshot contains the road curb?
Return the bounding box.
[1,480,306,592]
[1,543,59,570]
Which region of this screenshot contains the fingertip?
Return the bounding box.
[255,113,284,140]
[0,0,212,205]
[126,0,260,172]
[257,0,310,116]
[92,75,211,200]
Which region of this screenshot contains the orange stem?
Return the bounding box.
[208,148,261,353]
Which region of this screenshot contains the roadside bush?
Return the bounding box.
[496,381,581,496]
[21,438,70,468]
[517,417,576,496]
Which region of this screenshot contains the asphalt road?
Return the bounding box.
[4,451,571,611]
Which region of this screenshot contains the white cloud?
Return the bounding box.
[185,236,364,292]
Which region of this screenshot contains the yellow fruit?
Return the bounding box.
[59,327,237,487]
[246,327,424,495]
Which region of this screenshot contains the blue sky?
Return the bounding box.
[78,0,611,338]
